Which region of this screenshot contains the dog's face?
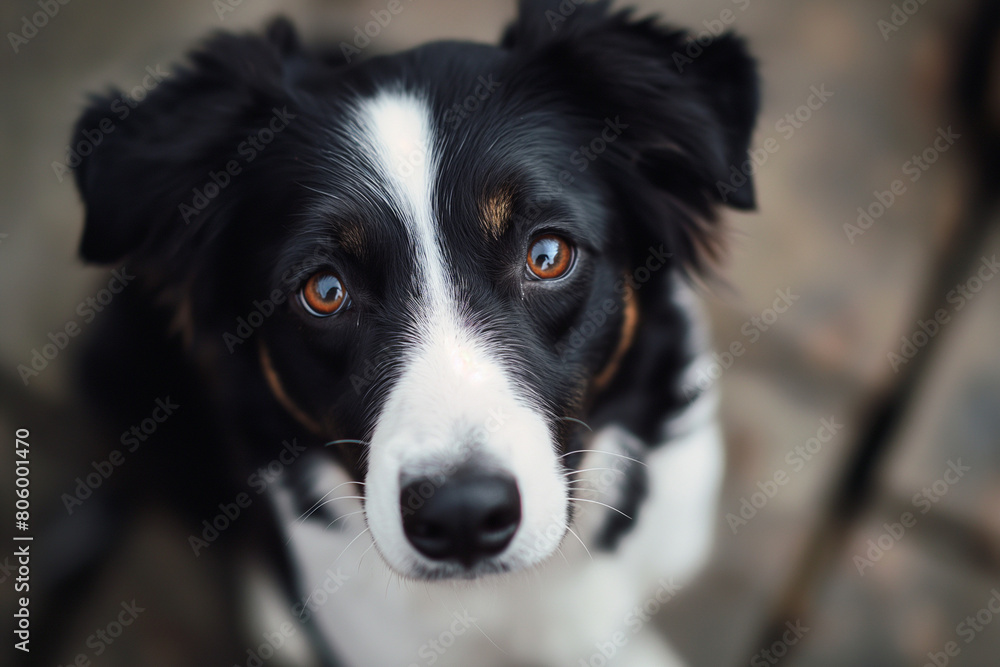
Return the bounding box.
[74,2,757,580]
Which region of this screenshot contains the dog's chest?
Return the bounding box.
[286,533,646,666]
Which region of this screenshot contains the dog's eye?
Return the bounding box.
[526,234,574,280]
[300,271,349,317]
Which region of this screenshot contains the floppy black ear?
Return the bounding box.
[670,32,759,210]
[74,18,303,265]
[503,0,760,262]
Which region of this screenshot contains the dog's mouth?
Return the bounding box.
[405,558,518,581]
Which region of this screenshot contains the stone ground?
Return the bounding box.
[1,0,998,665]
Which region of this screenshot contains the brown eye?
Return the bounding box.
[526,234,573,280]
[301,271,348,317]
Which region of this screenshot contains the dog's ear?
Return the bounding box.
[503,0,760,265]
[74,18,303,265]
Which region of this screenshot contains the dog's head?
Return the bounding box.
[73,1,757,580]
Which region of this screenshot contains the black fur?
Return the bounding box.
[68,0,758,659]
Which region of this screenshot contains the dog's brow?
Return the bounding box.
[336,223,366,258]
[480,187,514,239]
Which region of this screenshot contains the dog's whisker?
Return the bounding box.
[558,449,648,467]
[324,509,366,531]
[568,488,614,501]
[569,498,632,520]
[332,527,371,569]
[566,483,612,496]
[554,416,593,431]
[564,467,626,477]
[357,540,378,574]
[565,478,606,488]
[470,616,510,657]
[299,530,365,611]
[565,525,593,562]
[307,496,366,517]
[290,497,367,541]
[324,439,371,447]
[287,480,366,536]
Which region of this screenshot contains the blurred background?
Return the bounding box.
[2,0,999,665]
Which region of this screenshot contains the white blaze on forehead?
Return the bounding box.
[353,91,449,314]
[350,90,568,577]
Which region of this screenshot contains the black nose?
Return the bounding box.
[400,468,521,567]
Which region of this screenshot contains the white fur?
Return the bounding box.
[271,389,723,666]
[351,91,569,579]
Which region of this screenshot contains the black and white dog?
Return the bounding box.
[71,1,758,664]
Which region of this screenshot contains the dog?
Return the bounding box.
[70,1,758,664]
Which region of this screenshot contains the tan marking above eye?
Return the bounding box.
[481,188,514,239]
[338,224,366,258]
[526,234,573,279]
